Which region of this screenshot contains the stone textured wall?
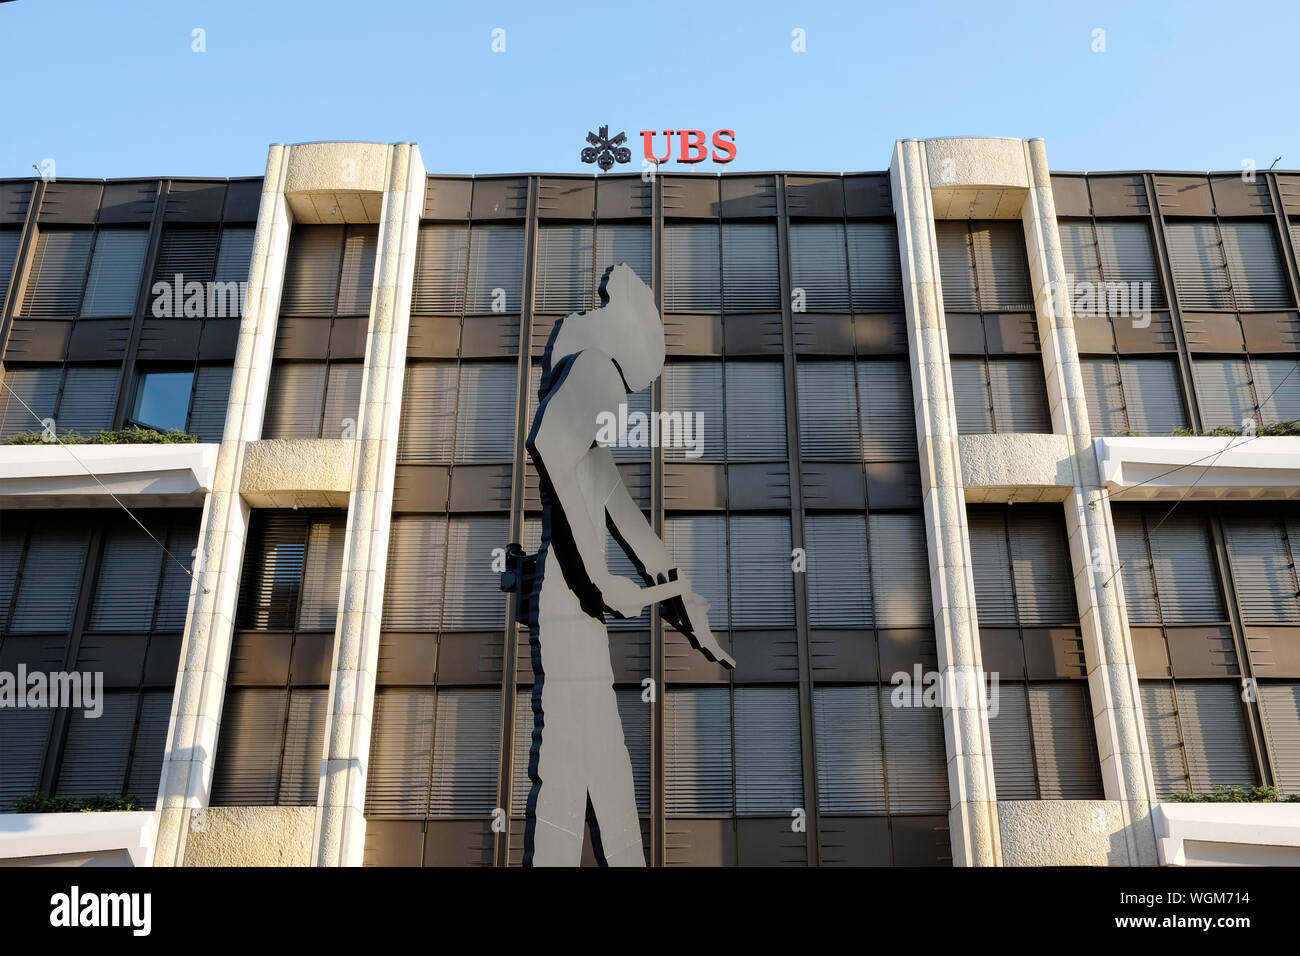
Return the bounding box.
[183,807,316,867]
[999,800,1135,866]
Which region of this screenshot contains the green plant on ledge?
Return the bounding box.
[1168,784,1300,803]
[3,425,198,446]
[1167,421,1300,438]
[12,793,145,813]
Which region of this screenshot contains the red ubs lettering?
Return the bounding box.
[640,130,737,164]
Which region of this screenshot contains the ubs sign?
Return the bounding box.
[582,124,737,170]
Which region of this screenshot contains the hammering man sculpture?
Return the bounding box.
[502,264,734,866]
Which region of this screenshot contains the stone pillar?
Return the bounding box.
[891,140,1002,866]
[152,146,293,866]
[1019,138,1159,865]
[312,144,423,867]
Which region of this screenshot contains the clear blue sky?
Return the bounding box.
[2,0,1297,179]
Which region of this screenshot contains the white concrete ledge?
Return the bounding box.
[959,433,1075,501]
[0,811,155,867]
[1097,436,1300,500]
[1154,802,1300,866]
[0,443,217,508]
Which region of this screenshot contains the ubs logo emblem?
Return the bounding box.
[581,125,632,171]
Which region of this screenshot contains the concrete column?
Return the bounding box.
[152,146,293,866]
[312,144,423,867]
[891,140,1002,867]
[1020,139,1159,865]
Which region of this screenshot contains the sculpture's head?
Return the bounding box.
[546,263,665,393]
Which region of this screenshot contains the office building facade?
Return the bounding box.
[0,138,1298,866]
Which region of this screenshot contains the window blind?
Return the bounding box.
[813,685,885,813]
[428,689,500,816]
[968,511,1016,626]
[320,363,363,439]
[789,222,849,312]
[1095,221,1166,310]
[882,695,948,812]
[728,515,795,627]
[734,686,802,815]
[210,688,288,806]
[382,516,447,631]
[7,526,87,634]
[0,365,60,437]
[1140,681,1190,798]
[441,516,509,629]
[0,229,20,315]
[335,226,378,316]
[950,358,994,434]
[297,517,345,630]
[398,363,458,463]
[412,224,468,316]
[663,514,728,628]
[188,365,232,442]
[277,688,328,806]
[1253,358,1300,425]
[1149,514,1224,623]
[1009,511,1078,625]
[56,367,118,436]
[661,362,724,460]
[280,226,342,316]
[988,358,1051,434]
[1166,222,1233,311]
[88,527,165,631]
[935,221,979,313]
[1174,682,1256,792]
[797,361,857,460]
[663,223,721,313]
[1028,682,1103,798]
[0,709,52,809]
[847,222,904,312]
[56,691,137,798]
[263,363,327,439]
[1081,358,1128,436]
[535,224,594,314]
[152,227,218,292]
[454,363,517,462]
[1219,221,1291,310]
[213,227,255,288]
[1118,359,1186,435]
[970,221,1034,312]
[722,223,779,312]
[1194,358,1255,432]
[725,362,786,460]
[987,683,1036,799]
[19,229,93,318]
[1113,510,1160,624]
[1224,516,1300,623]
[804,515,872,626]
[869,513,932,627]
[366,688,435,817]
[465,225,524,314]
[1259,682,1300,797]
[858,361,916,460]
[238,514,308,630]
[664,686,732,815]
